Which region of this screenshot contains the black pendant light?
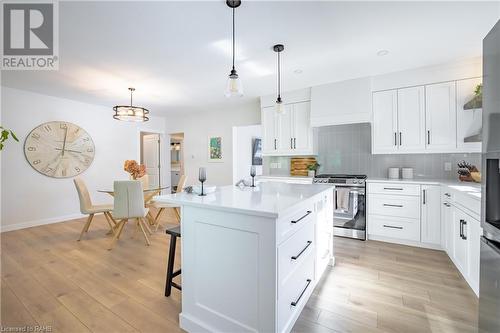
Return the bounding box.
[225,0,243,97]
[113,88,149,122]
[273,44,285,113]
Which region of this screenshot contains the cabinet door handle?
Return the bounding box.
[394,132,397,146]
[291,241,312,260]
[443,203,451,207]
[460,219,464,239]
[291,211,312,224]
[444,193,451,197]
[383,187,404,191]
[294,138,296,149]
[462,220,467,240]
[423,189,426,205]
[383,204,403,208]
[274,139,277,150]
[399,132,402,146]
[383,224,403,230]
[427,130,431,145]
[291,279,312,307]
[290,138,293,149]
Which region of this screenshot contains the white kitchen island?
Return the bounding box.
[154,182,334,333]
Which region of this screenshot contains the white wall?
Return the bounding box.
[1,87,168,231]
[232,125,262,185]
[165,102,261,187]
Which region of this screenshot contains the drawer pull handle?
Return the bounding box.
[383,224,403,230]
[383,204,403,208]
[383,187,404,191]
[444,193,451,197]
[291,211,312,224]
[291,279,312,307]
[443,203,451,207]
[291,241,312,260]
[460,219,467,240]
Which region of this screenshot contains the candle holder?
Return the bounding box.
[199,167,207,196]
[250,165,256,187]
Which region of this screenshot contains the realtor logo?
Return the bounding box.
[1,1,59,70]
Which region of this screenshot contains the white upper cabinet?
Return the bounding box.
[262,106,279,154]
[397,86,426,152]
[261,101,315,156]
[456,78,482,153]
[372,90,398,153]
[425,82,457,151]
[311,77,372,127]
[421,185,441,246]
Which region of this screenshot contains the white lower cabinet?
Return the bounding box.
[421,185,441,246]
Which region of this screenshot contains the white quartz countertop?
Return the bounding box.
[154,182,333,218]
[367,177,481,200]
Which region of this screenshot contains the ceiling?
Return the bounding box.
[2,1,500,116]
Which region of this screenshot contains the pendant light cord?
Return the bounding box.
[277,51,281,99]
[232,7,235,70]
[130,90,133,106]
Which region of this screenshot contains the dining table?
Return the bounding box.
[98,186,170,226]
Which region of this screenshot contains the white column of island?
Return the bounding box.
[154,182,335,333]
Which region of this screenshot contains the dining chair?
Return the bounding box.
[109,180,151,250]
[73,178,116,241]
[150,175,187,231]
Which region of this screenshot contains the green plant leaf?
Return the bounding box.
[9,130,18,141]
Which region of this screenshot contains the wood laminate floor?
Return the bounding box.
[1,211,479,333]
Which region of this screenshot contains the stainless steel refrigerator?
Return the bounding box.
[479,18,500,333]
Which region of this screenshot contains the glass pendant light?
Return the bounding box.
[225,0,243,97]
[113,88,149,122]
[273,44,285,113]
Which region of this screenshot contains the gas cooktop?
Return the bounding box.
[313,174,367,185]
[314,174,367,179]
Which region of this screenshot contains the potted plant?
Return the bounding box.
[0,126,19,151]
[307,162,320,177]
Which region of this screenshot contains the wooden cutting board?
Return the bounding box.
[290,157,317,176]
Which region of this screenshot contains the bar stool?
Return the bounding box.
[165,226,182,297]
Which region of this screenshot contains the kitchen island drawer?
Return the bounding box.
[278,217,315,285]
[368,183,421,196]
[368,214,420,241]
[368,194,420,219]
[278,253,315,333]
[277,204,315,244]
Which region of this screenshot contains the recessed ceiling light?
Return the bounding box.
[294,69,303,74]
[377,50,389,57]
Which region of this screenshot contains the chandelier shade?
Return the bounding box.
[113,88,149,122]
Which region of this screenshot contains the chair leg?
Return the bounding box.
[153,208,165,232]
[117,219,127,239]
[78,214,94,241]
[108,220,126,250]
[174,207,181,223]
[141,218,153,235]
[165,234,177,297]
[103,212,116,236]
[138,219,151,246]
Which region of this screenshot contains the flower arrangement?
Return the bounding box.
[124,160,146,179]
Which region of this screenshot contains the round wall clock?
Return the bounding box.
[24,121,95,178]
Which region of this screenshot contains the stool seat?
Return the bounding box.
[165,226,181,237]
[165,226,182,297]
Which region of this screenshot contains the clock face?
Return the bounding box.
[24,121,95,178]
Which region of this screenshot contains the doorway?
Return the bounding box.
[140,132,161,188]
[170,133,184,192]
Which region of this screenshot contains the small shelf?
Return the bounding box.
[464,96,482,110]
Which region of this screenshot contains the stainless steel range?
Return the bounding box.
[313,174,366,240]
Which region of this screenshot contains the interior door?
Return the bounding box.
[425,82,457,151]
[262,106,278,153]
[372,90,398,153]
[292,101,312,153]
[142,134,160,187]
[397,86,426,152]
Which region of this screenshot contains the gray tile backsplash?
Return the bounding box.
[263,123,481,179]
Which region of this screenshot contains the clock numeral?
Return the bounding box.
[74,167,81,172]
[44,167,53,173]
[83,137,90,142]
[31,133,40,139]
[87,148,94,153]
[27,147,36,151]
[62,169,67,176]
[60,123,67,129]
[43,125,52,132]
[33,159,41,165]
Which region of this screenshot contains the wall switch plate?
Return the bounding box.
[444,162,452,171]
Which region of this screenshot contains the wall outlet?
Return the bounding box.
[270,163,278,169]
[444,162,452,171]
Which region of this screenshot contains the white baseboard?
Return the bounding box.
[0,213,86,233]
[367,234,443,251]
